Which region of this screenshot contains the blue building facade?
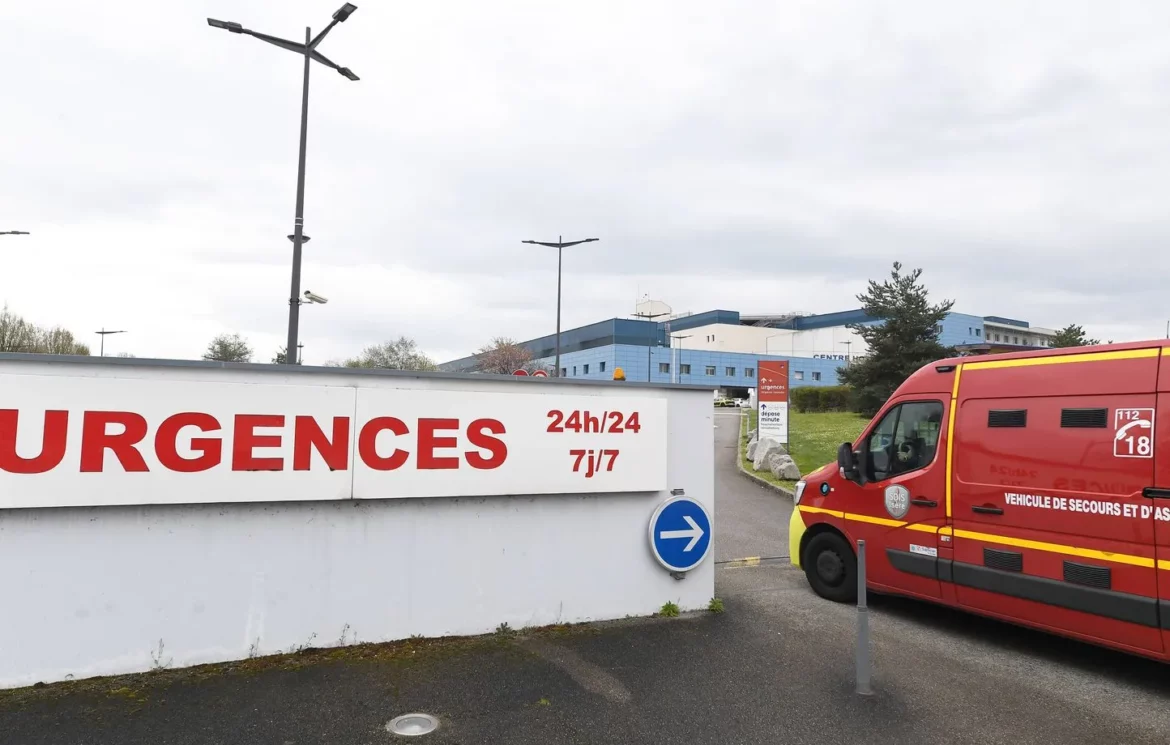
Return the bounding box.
[534,344,845,389]
[439,307,1058,386]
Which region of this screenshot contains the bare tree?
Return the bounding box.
[203,333,254,363]
[343,336,437,371]
[475,336,538,374]
[0,306,90,355]
[37,326,90,356]
[0,306,38,352]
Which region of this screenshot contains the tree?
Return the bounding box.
[202,333,253,363]
[475,336,537,374]
[37,326,90,356]
[1050,324,1100,348]
[0,306,40,353]
[838,262,955,416]
[273,347,292,364]
[0,306,90,355]
[343,336,437,371]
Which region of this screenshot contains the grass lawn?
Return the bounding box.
[740,409,869,490]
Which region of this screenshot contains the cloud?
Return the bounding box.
[4,0,1170,365]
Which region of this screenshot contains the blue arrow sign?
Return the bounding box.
[648,497,713,573]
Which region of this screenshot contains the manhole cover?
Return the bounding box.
[386,713,439,737]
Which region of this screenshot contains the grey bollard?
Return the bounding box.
[856,539,872,695]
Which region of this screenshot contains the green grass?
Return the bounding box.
[740,409,868,489]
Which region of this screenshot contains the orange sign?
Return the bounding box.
[758,361,789,403]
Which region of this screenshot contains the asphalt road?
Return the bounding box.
[3,408,1169,744]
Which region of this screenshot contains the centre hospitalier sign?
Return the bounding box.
[756,360,789,444]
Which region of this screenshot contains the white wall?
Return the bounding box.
[681,323,791,353]
[676,323,867,360]
[0,357,714,689]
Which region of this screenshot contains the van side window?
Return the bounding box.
[865,402,944,481]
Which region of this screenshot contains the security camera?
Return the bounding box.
[303,291,329,305]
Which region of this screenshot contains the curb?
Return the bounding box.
[735,413,794,498]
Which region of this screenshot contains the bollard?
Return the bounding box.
[855,539,872,695]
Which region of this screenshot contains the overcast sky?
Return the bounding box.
[3,0,1169,363]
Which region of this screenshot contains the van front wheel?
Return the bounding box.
[803,532,857,603]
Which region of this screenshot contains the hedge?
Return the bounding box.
[791,385,852,413]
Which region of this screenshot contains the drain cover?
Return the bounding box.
[386,713,439,737]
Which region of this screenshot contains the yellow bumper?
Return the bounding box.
[789,507,806,569]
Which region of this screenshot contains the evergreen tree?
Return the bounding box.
[838,262,955,416]
[1050,324,1100,348]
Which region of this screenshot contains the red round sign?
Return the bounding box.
[531,370,548,378]
[512,369,529,376]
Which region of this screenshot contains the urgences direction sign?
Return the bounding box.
[0,375,668,509]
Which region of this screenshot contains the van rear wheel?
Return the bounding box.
[803,532,857,603]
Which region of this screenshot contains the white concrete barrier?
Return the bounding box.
[0,356,714,688]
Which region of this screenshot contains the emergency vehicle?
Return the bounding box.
[789,341,1170,660]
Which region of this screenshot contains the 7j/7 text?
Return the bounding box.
[571,449,618,478]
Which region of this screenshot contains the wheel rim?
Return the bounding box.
[815,549,845,587]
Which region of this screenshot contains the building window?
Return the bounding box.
[705,366,716,376]
[583,364,589,374]
[994,334,1000,342]
[659,362,670,374]
[794,371,804,381]
[600,361,606,372]
[572,366,577,375]
[725,366,735,376]
[811,371,822,381]
[1013,336,1019,345]
[745,368,754,378]
[975,329,981,337]
[680,363,691,375]
[561,368,567,377]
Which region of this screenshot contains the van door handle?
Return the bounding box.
[972,504,1004,515]
[1143,488,1170,499]
[910,498,937,508]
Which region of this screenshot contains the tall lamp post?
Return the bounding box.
[840,340,853,366]
[95,329,127,357]
[670,333,691,385]
[522,236,599,377]
[207,4,360,370]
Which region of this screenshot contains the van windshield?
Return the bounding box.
[866,401,944,481]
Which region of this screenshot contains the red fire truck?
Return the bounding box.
[790,341,1170,660]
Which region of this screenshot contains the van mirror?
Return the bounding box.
[837,442,862,483]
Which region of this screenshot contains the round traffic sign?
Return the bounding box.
[530,370,548,378]
[512,369,528,376]
[648,497,712,573]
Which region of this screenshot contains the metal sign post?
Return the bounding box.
[856,539,872,695]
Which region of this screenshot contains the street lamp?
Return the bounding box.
[521,236,599,377]
[207,4,360,375]
[841,340,853,365]
[95,329,127,357]
[764,333,787,355]
[670,333,691,385]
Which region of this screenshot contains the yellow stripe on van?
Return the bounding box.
[953,529,1156,569]
[962,347,1159,372]
[798,505,844,519]
[944,364,962,518]
[846,513,906,528]
[907,524,940,534]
